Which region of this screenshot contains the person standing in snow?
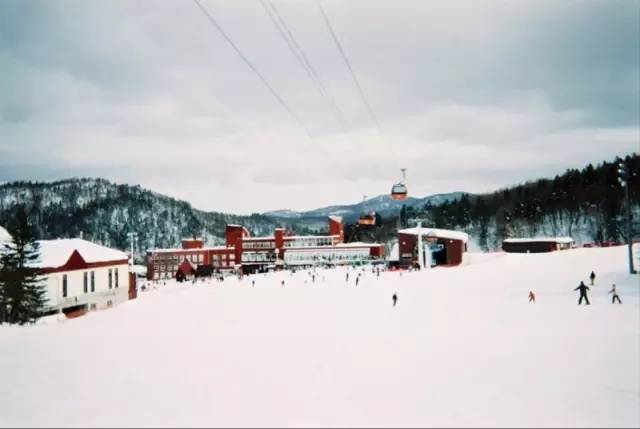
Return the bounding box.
[346,272,349,282]
[355,275,360,287]
[252,280,255,288]
[281,280,285,288]
[392,293,398,307]
[528,290,536,303]
[608,284,622,304]
[589,271,596,286]
[574,281,591,305]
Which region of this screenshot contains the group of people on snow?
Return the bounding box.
[528,270,624,305]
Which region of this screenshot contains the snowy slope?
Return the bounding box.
[0,246,638,427]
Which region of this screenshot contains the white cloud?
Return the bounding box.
[0,0,638,214]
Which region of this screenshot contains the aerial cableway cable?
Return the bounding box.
[316,0,400,169]
[192,0,347,163]
[192,0,313,139]
[261,0,348,132]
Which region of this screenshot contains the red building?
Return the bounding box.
[147,217,384,279]
[502,237,574,253]
[397,227,468,268]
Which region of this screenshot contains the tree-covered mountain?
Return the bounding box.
[414,153,640,250]
[0,178,311,261]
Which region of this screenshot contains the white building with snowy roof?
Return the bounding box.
[34,238,130,317]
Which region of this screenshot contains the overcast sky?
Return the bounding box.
[1,0,638,214]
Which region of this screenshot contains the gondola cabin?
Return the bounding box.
[390,183,408,201]
[358,212,377,226]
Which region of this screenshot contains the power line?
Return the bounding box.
[262,0,348,131]
[316,1,399,169]
[192,0,312,138]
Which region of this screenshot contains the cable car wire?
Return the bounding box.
[261,0,348,132]
[316,0,400,170]
[193,0,313,139]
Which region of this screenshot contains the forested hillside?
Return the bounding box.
[0,179,294,259]
[419,154,640,250]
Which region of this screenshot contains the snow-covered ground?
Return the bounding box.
[1,246,638,428]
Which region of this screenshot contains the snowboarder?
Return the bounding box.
[608,284,622,304]
[528,290,536,303]
[589,271,596,286]
[574,281,591,305]
[392,293,398,307]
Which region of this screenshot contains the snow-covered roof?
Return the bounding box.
[35,238,128,269]
[149,246,230,254]
[0,226,12,245]
[244,237,276,242]
[334,242,383,248]
[283,235,340,240]
[503,237,574,244]
[328,215,343,223]
[398,227,469,243]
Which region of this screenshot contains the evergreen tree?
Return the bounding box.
[0,206,47,325]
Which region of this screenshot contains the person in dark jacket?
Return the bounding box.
[575,281,591,305]
[528,290,536,303]
[392,293,398,307]
[589,271,596,286]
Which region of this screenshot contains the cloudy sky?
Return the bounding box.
[1,0,638,214]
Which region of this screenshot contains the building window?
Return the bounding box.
[90,271,95,292]
[108,269,113,289]
[115,269,119,288]
[62,274,68,298]
[90,303,97,311]
[107,300,113,308]
[83,272,88,293]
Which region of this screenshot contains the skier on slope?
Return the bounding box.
[574,281,591,305]
[608,284,622,304]
[589,271,596,286]
[528,290,536,303]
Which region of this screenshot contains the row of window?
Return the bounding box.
[243,241,275,249]
[284,237,335,248]
[242,252,276,262]
[284,249,370,262]
[61,268,119,298]
[151,252,234,263]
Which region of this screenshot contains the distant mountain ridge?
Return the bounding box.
[265,192,466,222]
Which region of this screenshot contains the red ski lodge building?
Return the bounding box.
[396,226,469,268]
[146,216,384,279]
[502,237,574,253]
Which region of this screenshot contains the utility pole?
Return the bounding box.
[618,161,636,274]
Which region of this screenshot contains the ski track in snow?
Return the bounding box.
[0,246,638,427]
